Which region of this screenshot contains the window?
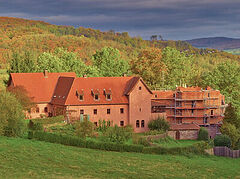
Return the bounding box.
[80,109,84,114]
[93,109,97,115]
[141,120,145,128]
[44,107,48,113]
[94,94,99,101]
[106,94,111,100]
[139,108,142,112]
[120,108,124,114]
[107,108,111,114]
[211,110,214,115]
[94,122,98,126]
[208,93,210,98]
[136,120,140,128]
[155,94,158,98]
[79,95,84,101]
[36,107,40,113]
[139,86,142,90]
[191,109,194,115]
[120,121,124,126]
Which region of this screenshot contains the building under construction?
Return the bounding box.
[152,86,227,138]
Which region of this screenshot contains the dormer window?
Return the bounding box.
[94,94,99,100]
[76,89,84,101]
[104,89,112,101]
[92,89,100,101]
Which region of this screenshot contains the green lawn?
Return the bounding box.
[0,136,240,178]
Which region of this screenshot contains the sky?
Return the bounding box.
[0,0,240,40]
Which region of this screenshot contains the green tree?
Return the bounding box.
[223,103,240,129]
[92,47,130,77]
[162,47,194,89]
[197,127,209,141]
[75,116,94,138]
[148,116,170,132]
[0,91,26,137]
[37,52,63,72]
[200,61,240,109]
[220,123,240,149]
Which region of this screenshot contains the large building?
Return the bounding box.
[151,87,227,138]
[7,72,226,136]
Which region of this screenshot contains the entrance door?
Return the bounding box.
[176,130,180,140]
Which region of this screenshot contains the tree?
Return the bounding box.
[162,47,194,89]
[131,48,166,88]
[37,52,63,72]
[92,47,130,77]
[148,116,170,132]
[223,103,240,129]
[7,85,35,111]
[197,127,209,141]
[220,123,240,149]
[0,91,26,137]
[200,61,240,109]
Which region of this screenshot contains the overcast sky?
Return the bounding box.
[0,0,239,40]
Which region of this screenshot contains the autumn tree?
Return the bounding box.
[131,48,166,88]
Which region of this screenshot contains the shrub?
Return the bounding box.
[0,91,26,137]
[31,115,64,125]
[197,127,209,141]
[103,125,133,144]
[28,120,43,131]
[220,122,240,148]
[75,116,94,138]
[236,140,240,150]
[214,135,231,148]
[97,119,112,133]
[144,130,165,136]
[148,117,170,132]
[132,135,151,146]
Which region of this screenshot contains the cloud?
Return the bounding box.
[0,0,240,39]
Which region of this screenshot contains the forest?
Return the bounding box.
[0,17,240,130]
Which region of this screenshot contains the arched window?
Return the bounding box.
[136,120,140,128]
[141,120,145,128]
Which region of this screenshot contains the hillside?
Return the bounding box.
[0,16,239,67]
[0,136,240,178]
[186,37,240,50]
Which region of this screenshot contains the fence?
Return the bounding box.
[214,147,240,158]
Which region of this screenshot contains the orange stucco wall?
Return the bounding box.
[129,80,152,132]
[65,104,129,127]
[26,103,52,119]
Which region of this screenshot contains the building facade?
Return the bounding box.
[8,72,226,136]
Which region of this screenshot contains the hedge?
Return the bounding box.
[28,131,207,155]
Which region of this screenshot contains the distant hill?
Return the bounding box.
[186,37,240,50]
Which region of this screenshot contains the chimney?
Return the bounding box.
[44,70,48,78]
[83,74,87,78]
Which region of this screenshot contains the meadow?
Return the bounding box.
[0,136,240,179]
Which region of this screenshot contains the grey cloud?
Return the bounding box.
[0,0,240,39]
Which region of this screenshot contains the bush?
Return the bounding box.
[214,135,231,148]
[97,119,112,133]
[148,117,169,132]
[75,116,94,138]
[0,91,26,137]
[237,140,240,150]
[132,135,151,146]
[31,115,64,125]
[28,120,43,131]
[144,130,165,136]
[103,125,133,144]
[220,123,240,148]
[198,127,209,141]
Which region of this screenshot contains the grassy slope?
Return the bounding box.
[0,136,240,178]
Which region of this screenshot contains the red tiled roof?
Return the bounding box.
[9,72,76,103]
[152,90,175,99]
[170,123,200,130]
[52,76,151,106]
